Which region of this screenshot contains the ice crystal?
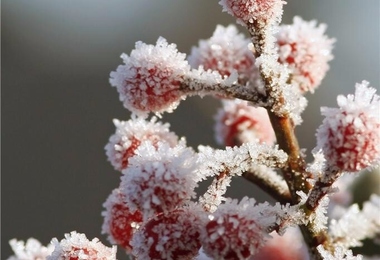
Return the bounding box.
[328,194,380,250]
[197,142,288,179]
[120,142,198,219]
[199,171,232,213]
[47,231,117,260]
[317,245,363,260]
[329,204,372,248]
[255,54,308,125]
[110,37,190,116]
[7,238,54,260]
[297,191,329,232]
[277,16,335,93]
[105,116,179,171]
[214,99,275,146]
[316,81,380,172]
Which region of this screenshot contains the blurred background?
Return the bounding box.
[2,0,379,258]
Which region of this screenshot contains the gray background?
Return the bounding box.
[2,1,379,259]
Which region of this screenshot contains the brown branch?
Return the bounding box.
[245,21,329,260]
[242,170,292,204]
[180,75,268,106]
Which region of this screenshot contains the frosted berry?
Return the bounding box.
[120,142,198,219]
[47,231,117,260]
[252,228,309,260]
[131,206,204,260]
[277,16,335,93]
[188,24,259,87]
[219,0,285,27]
[316,81,380,172]
[214,99,275,146]
[110,37,190,116]
[105,117,179,171]
[201,198,269,260]
[101,188,143,252]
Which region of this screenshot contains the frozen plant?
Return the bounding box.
[8,1,380,260]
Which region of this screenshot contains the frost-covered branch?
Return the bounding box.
[197,142,288,179]
[180,70,268,105]
[7,1,380,260]
[242,166,291,204]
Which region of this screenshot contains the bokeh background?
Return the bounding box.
[2,0,379,258]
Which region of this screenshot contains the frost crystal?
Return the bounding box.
[316,81,380,172]
[7,238,54,260]
[214,99,275,146]
[130,205,205,260]
[197,142,287,179]
[110,37,190,116]
[317,245,363,260]
[297,191,329,232]
[277,16,335,93]
[188,24,259,86]
[255,54,308,125]
[120,142,198,219]
[105,116,179,171]
[330,194,380,248]
[101,188,143,252]
[47,231,117,260]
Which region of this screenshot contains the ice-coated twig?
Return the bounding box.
[197,142,288,179]
[199,170,232,213]
[180,68,268,106]
[242,165,291,204]
[197,142,289,212]
[329,195,380,248]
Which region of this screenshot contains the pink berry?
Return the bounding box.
[105,117,179,171]
[316,81,380,172]
[188,25,259,87]
[120,142,198,219]
[101,189,143,252]
[219,0,285,27]
[110,37,190,116]
[252,228,309,260]
[201,198,269,260]
[214,99,275,146]
[277,16,335,93]
[131,206,204,260]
